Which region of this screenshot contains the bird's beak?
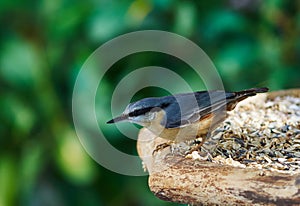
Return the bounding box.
[106,114,129,124]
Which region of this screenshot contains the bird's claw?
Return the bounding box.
[152,142,171,155]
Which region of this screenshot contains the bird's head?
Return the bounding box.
[107,97,171,127]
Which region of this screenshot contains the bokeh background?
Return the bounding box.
[1,0,299,205]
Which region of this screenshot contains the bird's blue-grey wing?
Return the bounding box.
[163,91,230,128]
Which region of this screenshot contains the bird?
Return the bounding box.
[107,87,269,152]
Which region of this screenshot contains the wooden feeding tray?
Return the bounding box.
[137,89,300,205]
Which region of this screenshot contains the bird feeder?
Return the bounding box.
[137,89,300,205]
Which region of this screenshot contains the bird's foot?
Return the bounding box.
[170,142,190,155]
[152,141,190,156]
[184,136,215,161]
[186,136,206,154]
[185,150,212,161]
[152,142,172,155]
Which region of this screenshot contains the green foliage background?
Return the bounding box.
[0,0,299,205]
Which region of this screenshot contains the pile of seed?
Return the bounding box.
[209,94,300,173]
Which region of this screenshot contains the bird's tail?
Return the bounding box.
[234,87,269,98]
[226,87,269,110]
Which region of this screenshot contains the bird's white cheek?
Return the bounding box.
[150,110,166,126]
[129,116,148,126]
[145,112,156,121]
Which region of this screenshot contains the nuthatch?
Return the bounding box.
[107,88,268,148]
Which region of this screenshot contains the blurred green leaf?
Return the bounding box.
[216,40,257,77]
[0,156,17,206]
[88,2,130,42]
[0,38,41,89]
[1,95,36,137]
[203,10,246,41]
[56,128,97,185]
[173,2,196,36]
[20,143,43,203]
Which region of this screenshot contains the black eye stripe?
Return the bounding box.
[128,107,153,117]
[128,102,170,117]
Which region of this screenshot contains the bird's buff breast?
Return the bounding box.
[146,111,215,142]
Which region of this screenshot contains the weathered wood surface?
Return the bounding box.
[137,89,300,205]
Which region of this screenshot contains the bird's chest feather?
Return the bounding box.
[147,111,215,142]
